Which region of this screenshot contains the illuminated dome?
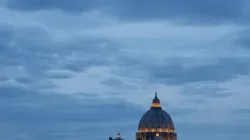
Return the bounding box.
[138,92,174,132]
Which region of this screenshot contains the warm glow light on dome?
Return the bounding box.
[152,102,161,107]
[139,128,174,133]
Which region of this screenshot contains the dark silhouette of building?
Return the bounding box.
[109,92,177,140]
[109,132,123,140]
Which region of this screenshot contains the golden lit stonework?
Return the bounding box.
[151,102,160,107]
[139,128,174,133]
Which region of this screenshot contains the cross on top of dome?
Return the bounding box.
[154,92,158,98]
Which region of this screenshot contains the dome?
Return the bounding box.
[138,92,174,130]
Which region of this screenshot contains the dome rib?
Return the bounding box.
[138,107,174,129]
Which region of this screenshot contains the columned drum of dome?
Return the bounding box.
[136,93,177,140]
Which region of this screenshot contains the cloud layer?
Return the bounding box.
[2,0,250,24]
[0,1,250,140]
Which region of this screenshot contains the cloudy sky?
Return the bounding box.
[1,0,250,140]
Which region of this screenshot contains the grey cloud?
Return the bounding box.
[232,108,250,114]
[179,84,232,98]
[13,77,57,90]
[3,0,111,12]
[44,71,74,79]
[0,85,144,122]
[114,57,250,85]
[0,76,8,82]
[234,29,250,49]
[177,123,250,134]
[147,58,250,84]
[101,78,136,89]
[0,23,57,72]
[14,77,39,84]
[0,22,123,87]
[0,23,13,46]
[113,0,247,24]
[0,85,144,140]
[2,0,249,24]
[167,108,197,117]
[176,123,250,140]
[183,99,207,104]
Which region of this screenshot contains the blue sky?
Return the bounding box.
[0,0,250,140]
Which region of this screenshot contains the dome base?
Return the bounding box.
[136,132,177,140]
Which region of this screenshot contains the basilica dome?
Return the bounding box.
[138,93,174,132]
